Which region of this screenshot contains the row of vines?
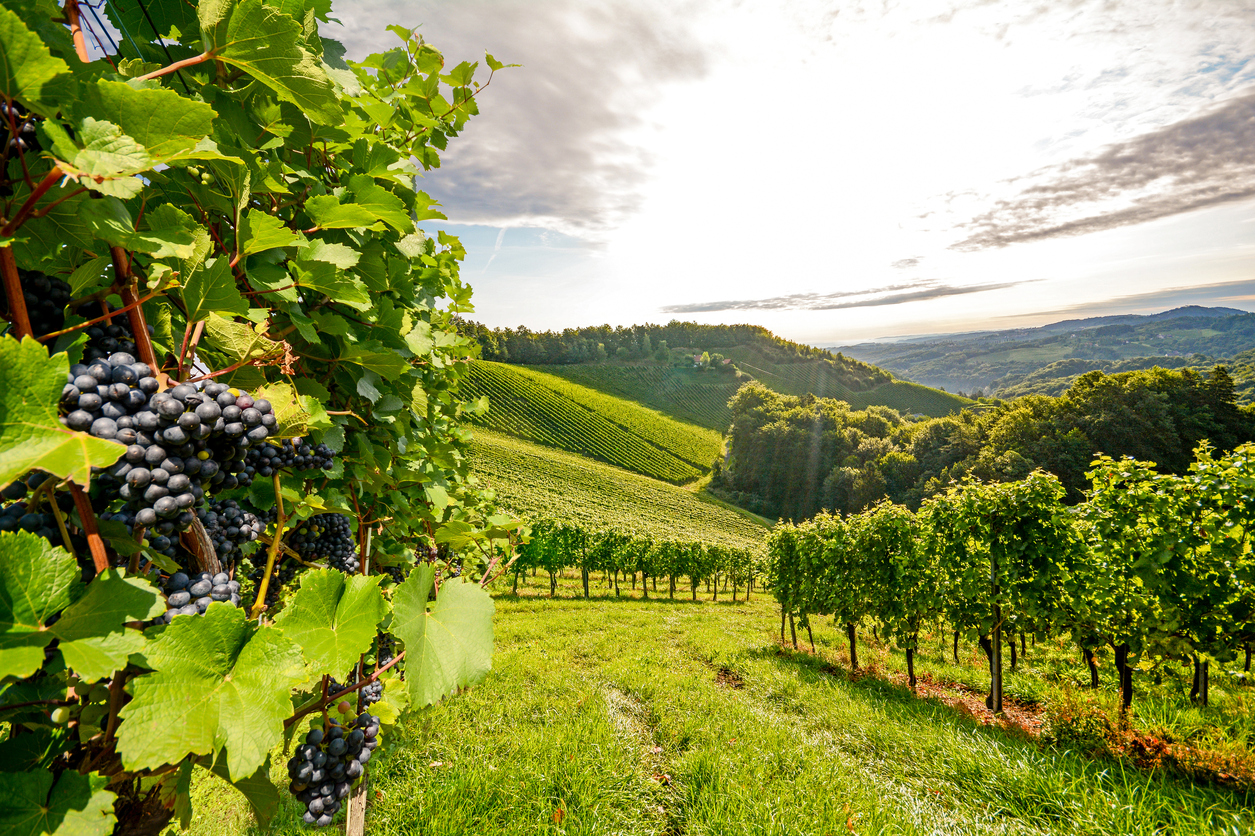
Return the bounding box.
[513,519,763,602]
[769,444,1255,714]
[0,2,519,834]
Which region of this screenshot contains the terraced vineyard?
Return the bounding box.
[533,364,743,430]
[470,429,769,550]
[463,361,724,483]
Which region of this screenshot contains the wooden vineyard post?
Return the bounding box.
[346,776,368,836]
[989,552,1003,715]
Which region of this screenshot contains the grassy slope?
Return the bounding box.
[469,428,768,550]
[183,582,1253,836]
[462,361,723,483]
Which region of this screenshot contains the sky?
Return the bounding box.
[326,0,1255,344]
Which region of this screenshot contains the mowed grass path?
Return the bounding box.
[182,575,1250,836]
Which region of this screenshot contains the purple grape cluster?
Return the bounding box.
[243,438,336,479]
[161,570,242,622]
[75,302,143,365]
[286,713,380,827]
[60,352,275,537]
[198,499,262,561]
[12,269,72,339]
[288,514,358,574]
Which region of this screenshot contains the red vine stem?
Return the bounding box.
[63,0,90,63]
[136,52,213,82]
[111,248,162,375]
[1,167,65,237]
[0,246,32,338]
[36,287,164,343]
[284,651,406,729]
[70,483,109,573]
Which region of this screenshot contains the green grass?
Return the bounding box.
[462,361,724,483]
[180,575,1254,836]
[470,428,769,550]
[533,364,743,431]
[722,348,971,417]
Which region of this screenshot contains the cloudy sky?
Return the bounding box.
[327,0,1255,344]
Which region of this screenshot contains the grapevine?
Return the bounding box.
[0,3,519,833]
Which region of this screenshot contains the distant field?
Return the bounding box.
[462,361,724,483]
[533,364,742,430]
[469,428,769,550]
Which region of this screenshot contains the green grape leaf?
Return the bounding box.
[239,209,302,256]
[79,80,215,157]
[0,531,83,679]
[79,197,196,258]
[253,381,313,438]
[301,238,360,269]
[274,569,386,676]
[51,569,165,682]
[338,344,411,379]
[0,4,69,115]
[47,118,149,199]
[202,313,283,365]
[292,261,369,310]
[207,758,280,828]
[0,769,116,836]
[347,175,412,233]
[368,669,408,725]
[180,258,249,323]
[66,256,113,296]
[305,194,384,230]
[0,335,125,489]
[391,565,494,708]
[200,0,339,124]
[117,604,305,781]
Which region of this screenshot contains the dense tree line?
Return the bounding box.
[455,319,888,383]
[717,365,1254,520]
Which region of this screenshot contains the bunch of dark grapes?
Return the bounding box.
[0,473,78,550]
[359,679,384,706]
[376,632,395,664]
[62,356,275,536]
[377,564,406,585]
[75,303,142,365]
[161,570,242,622]
[8,269,72,339]
[286,713,380,827]
[243,439,335,480]
[2,101,41,156]
[288,514,358,573]
[198,500,262,561]
[97,508,178,561]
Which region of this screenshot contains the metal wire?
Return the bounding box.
[130,0,193,94]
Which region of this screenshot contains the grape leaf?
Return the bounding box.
[78,80,216,158]
[274,569,386,676]
[202,313,283,365]
[79,197,196,258]
[47,118,150,199]
[0,769,116,836]
[391,565,494,708]
[347,175,412,233]
[51,569,165,682]
[180,258,249,323]
[300,238,360,269]
[0,4,68,115]
[200,0,339,124]
[0,531,83,680]
[337,344,411,379]
[305,195,384,230]
[0,335,125,490]
[117,604,305,781]
[253,381,313,438]
[239,209,303,256]
[293,261,369,310]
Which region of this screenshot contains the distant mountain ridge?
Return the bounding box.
[836,306,1255,397]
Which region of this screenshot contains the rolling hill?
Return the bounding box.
[837,306,1255,395]
[461,361,724,484]
[469,429,769,550]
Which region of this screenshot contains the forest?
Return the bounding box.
[715,365,1253,521]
